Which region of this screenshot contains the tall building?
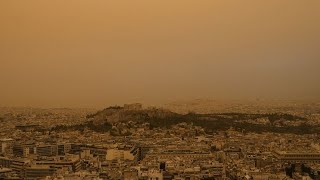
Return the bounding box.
[12,144,29,157]
[36,145,58,157]
[57,143,71,155]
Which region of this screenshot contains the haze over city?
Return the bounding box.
[1,0,320,108]
[2,1,320,180]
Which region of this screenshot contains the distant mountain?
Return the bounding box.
[164,99,320,114]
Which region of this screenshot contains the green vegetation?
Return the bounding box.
[145,112,314,134]
[40,107,315,134]
[50,121,112,133]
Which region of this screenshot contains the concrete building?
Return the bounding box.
[24,165,56,180]
[34,156,82,172]
[0,157,11,168]
[106,146,140,161]
[0,168,12,179]
[36,145,58,157]
[146,149,212,159]
[123,169,139,180]
[273,151,320,163]
[57,143,71,155]
[0,138,14,154]
[12,144,29,157]
[10,158,31,177]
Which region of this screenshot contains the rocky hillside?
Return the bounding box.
[81,104,318,134]
[86,105,177,124]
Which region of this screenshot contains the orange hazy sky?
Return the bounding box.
[0,0,320,108]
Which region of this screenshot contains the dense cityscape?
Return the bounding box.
[1,1,320,180]
[1,101,320,180]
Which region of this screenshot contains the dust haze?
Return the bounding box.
[1,0,320,108]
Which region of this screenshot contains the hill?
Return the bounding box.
[80,104,317,134]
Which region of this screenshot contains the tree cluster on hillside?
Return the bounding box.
[39,106,315,134]
[50,121,112,133]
